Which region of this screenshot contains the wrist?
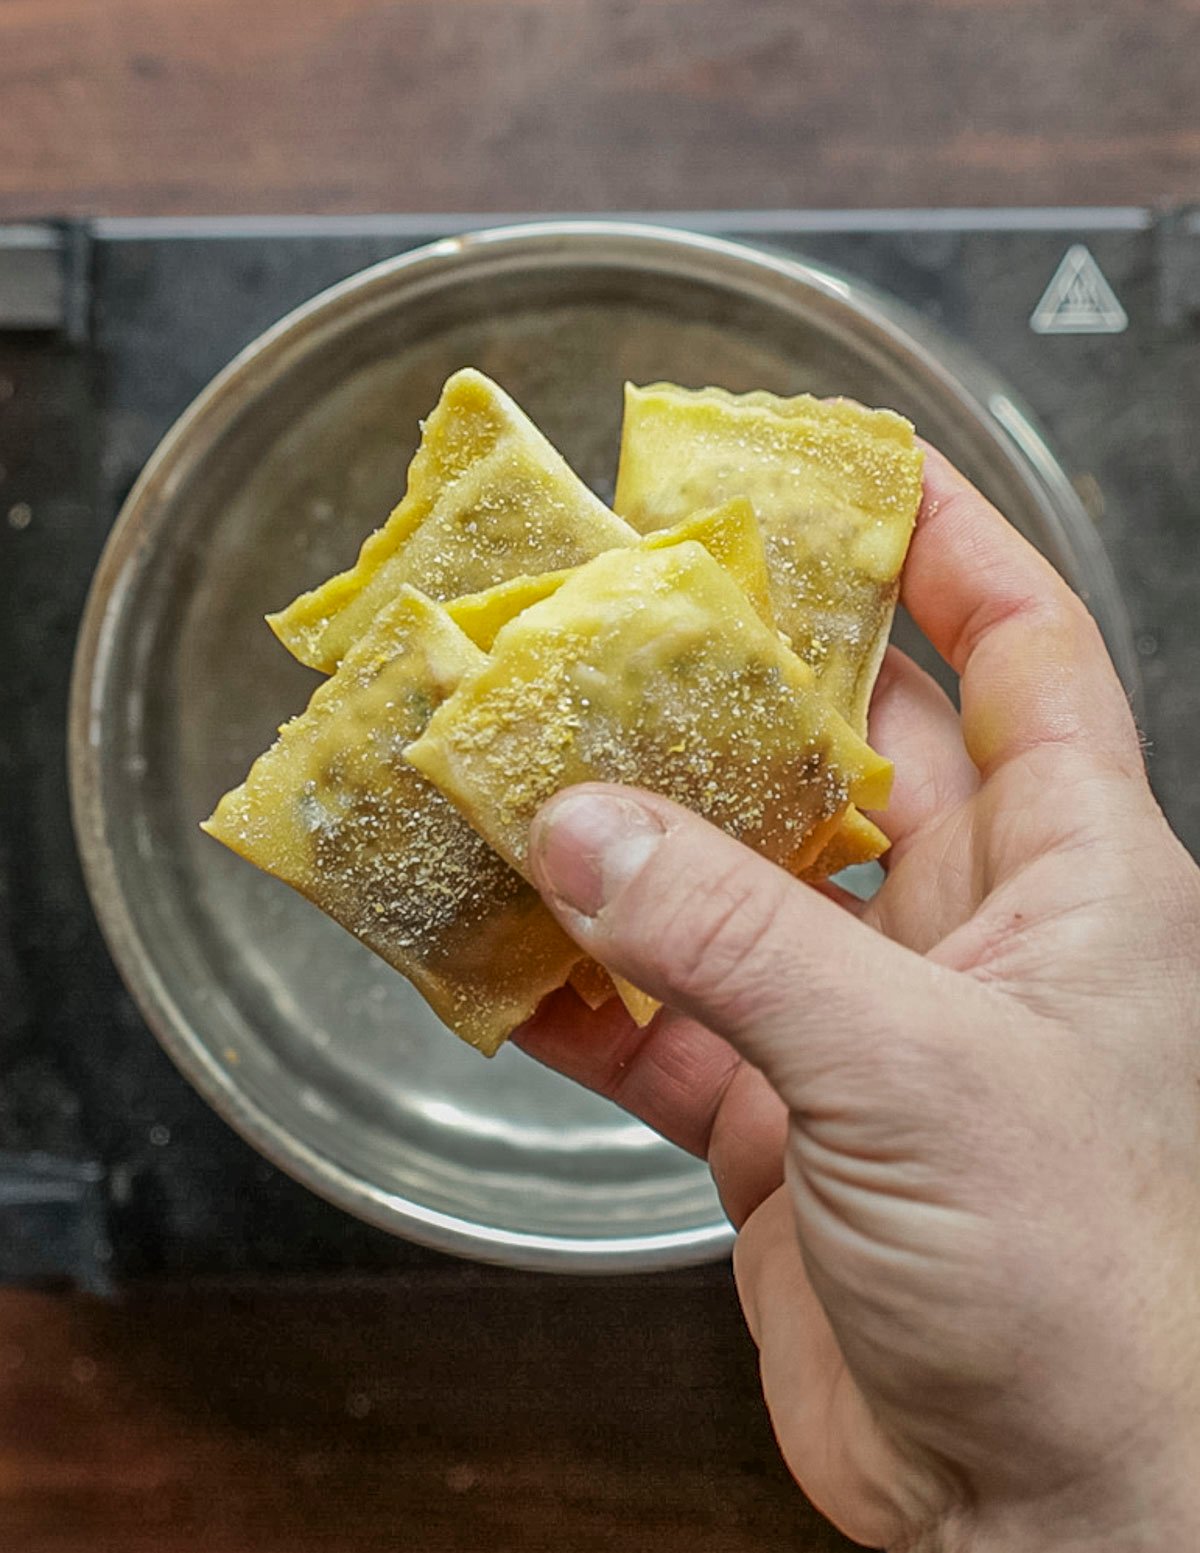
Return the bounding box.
[937,1466,1200,1553]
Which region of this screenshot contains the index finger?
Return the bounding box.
[902,444,1142,779]
[516,988,787,1227]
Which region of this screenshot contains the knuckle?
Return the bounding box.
[651,854,794,1027]
[952,586,1040,670]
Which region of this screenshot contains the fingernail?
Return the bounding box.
[530,791,665,918]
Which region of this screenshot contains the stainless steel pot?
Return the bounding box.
[69,221,1136,1271]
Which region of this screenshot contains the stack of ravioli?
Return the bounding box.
[203,370,924,1055]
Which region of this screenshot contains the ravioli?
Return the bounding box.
[269,368,636,673]
[614,383,924,736]
[208,373,910,1050]
[446,495,774,649]
[446,569,575,653]
[446,497,778,1024]
[565,963,660,1026]
[803,806,891,880]
[615,384,922,877]
[405,542,892,893]
[567,958,619,1011]
[203,588,582,1055]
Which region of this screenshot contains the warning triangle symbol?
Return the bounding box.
[1030,244,1128,335]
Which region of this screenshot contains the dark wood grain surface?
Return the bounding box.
[1,0,1198,218]
[3,5,1199,1551]
[0,1272,862,1553]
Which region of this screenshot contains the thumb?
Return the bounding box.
[528,784,936,1112]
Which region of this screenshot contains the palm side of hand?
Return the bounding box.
[518,447,1200,1549]
[749,754,1200,1547]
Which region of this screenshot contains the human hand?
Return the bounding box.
[517,447,1200,1551]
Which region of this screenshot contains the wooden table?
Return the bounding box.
[1,4,1198,1550]
[0,1272,862,1553]
[2,0,1199,218]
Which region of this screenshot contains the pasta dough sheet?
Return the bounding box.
[269,368,636,672]
[405,542,892,892]
[203,588,581,1055]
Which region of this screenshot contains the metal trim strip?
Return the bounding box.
[89,207,1155,242]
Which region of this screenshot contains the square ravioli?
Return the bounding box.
[206,368,913,1047]
[405,542,892,887]
[446,496,779,1026]
[269,368,636,672]
[203,588,582,1055]
[445,495,775,649]
[614,382,925,737]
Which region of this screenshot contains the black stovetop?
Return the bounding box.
[1,210,1197,1290]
